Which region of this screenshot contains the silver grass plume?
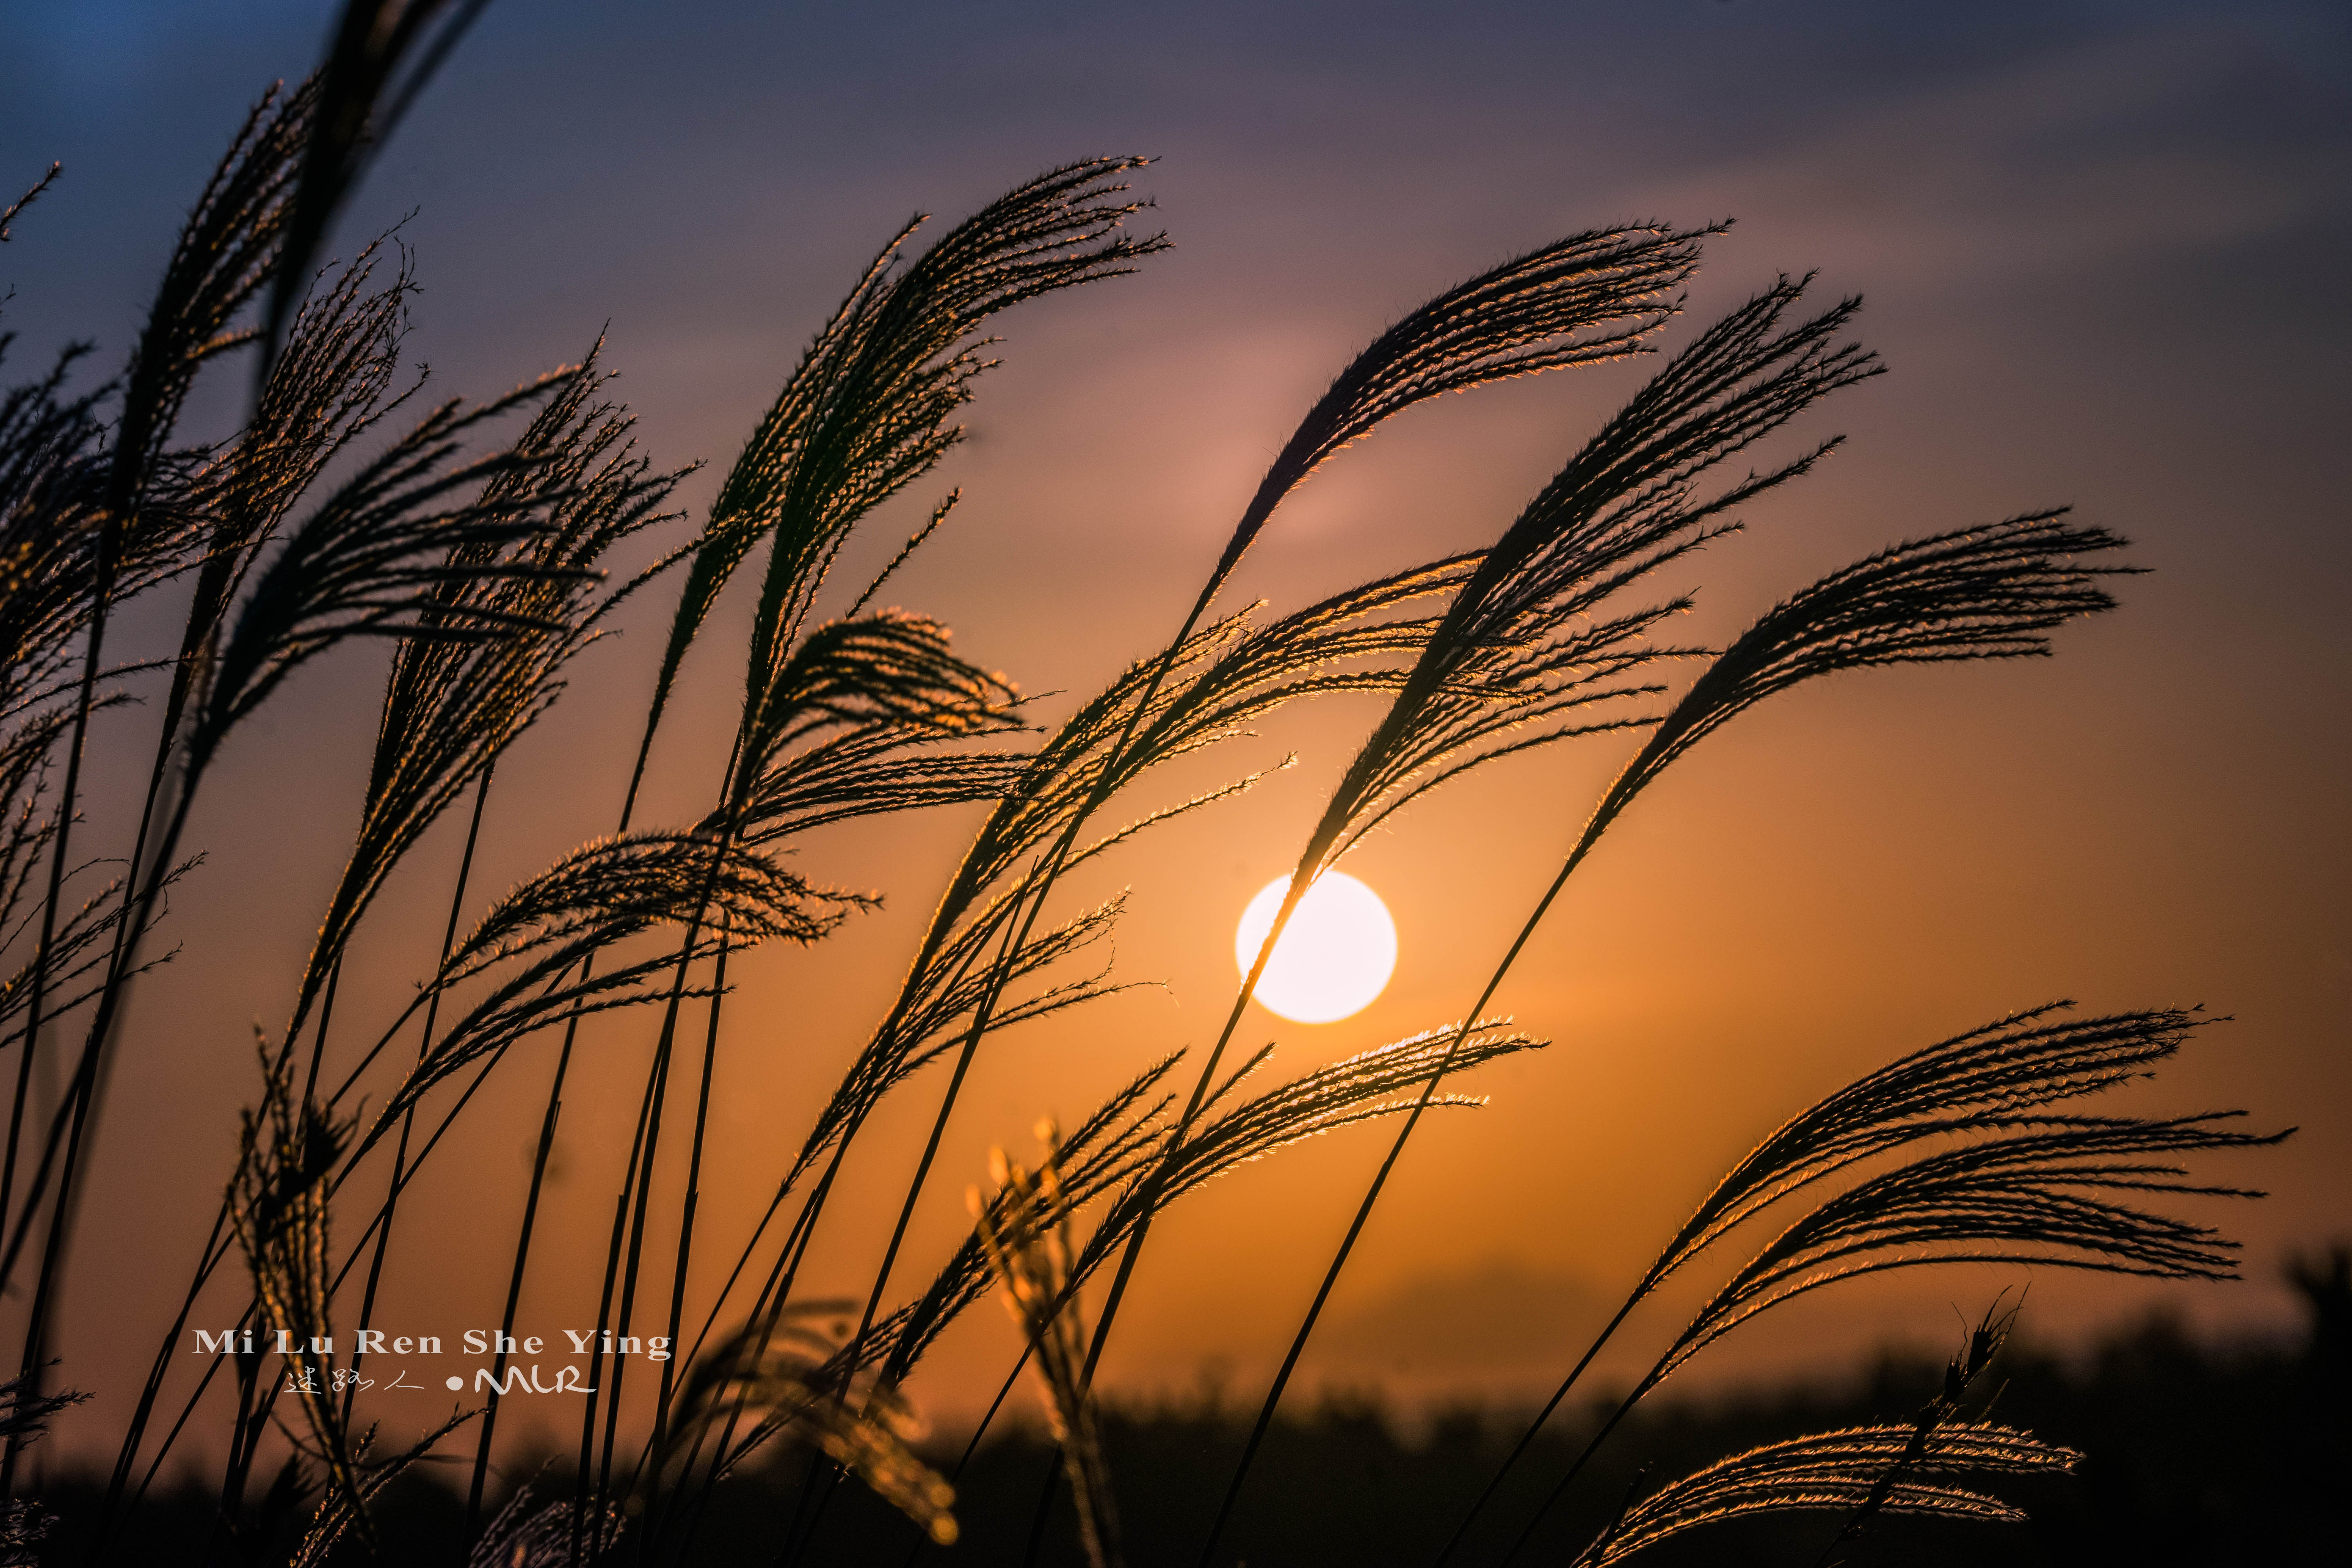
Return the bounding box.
[608,168,1170,1480]
[1261,505,2147,1565]
[0,345,185,958]
[465,1482,622,1568]
[332,832,860,1150]
[229,1044,370,1540]
[0,339,196,1036]
[726,608,1024,832]
[285,1409,475,1568]
[870,1056,1187,1388]
[0,1367,85,1565]
[973,1126,1120,1568]
[638,157,1167,775]
[714,1022,1539,1472]
[864,1022,1543,1388]
[768,229,1716,1494]
[666,1306,957,1545]
[259,0,492,380]
[1203,223,1712,586]
[0,851,185,1055]
[0,165,60,245]
[1459,1011,2203,1528]
[1642,1005,2213,1300]
[0,240,417,1249]
[1577,1424,2072,1567]
[1570,1301,2043,1566]
[672,561,1495,1479]
[849,229,1718,1399]
[1085,1021,1544,1248]
[778,216,1712,1201]
[114,76,316,541]
[185,367,605,785]
[776,556,1479,1196]
[1095,287,1884,1499]
[0,346,171,722]
[162,237,423,768]
[733,712,1033,844]
[849,219,1715,1159]
[1475,1016,2287,1566]
[676,556,1486,1416]
[0,320,210,1058]
[1577,510,2132,860]
[1653,1109,2283,1386]
[1436,508,2142,1412]
[287,339,689,1037]
[4,64,324,1161]
[719,1059,1187,1474]
[1303,276,1882,882]
[1807,1296,2025,1560]
[2,72,336,1194]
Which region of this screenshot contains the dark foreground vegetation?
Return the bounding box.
[47,1252,2347,1566]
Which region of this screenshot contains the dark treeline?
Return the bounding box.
[47,1250,2347,1566]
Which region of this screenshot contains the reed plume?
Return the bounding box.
[973,1128,1120,1568]
[666,1308,957,1548]
[282,1410,474,1568]
[290,339,688,1041]
[558,161,1169,1521]
[1470,1011,2287,1565]
[341,831,860,1147]
[639,156,1168,789]
[1303,276,1881,885]
[1579,1424,2072,1566]
[227,1046,367,1536]
[259,0,491,377]
[465,1483,621,1568]
[0,1367,84,1564]
[863,1020,1543,1392]
[1569,1298,2047,1566]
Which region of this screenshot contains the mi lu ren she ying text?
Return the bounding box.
[189,1328,673,1360]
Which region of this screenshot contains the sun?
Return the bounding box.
[1234,871,1398,1024]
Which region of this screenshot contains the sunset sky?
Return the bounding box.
[2,0,2346,1468]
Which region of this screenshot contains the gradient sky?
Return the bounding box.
[3,0,2347,1470]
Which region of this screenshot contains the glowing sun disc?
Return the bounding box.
[1234,871,1397,1024]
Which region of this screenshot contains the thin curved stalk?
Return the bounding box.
[575,840,734,1564]
[341,764,494,1426]
[775,574,1245,1568]
[462,1005,581,1537]
[0,411,134,1497]
[1192,869,1581,1559]
[466,695,662,1551]
[1428,1296,1642,1566]
[553,706,724,1567]
[634,952,728,1560]
[4,757,210,1496]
